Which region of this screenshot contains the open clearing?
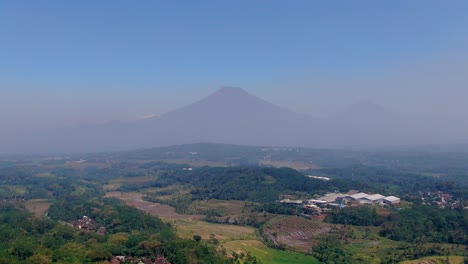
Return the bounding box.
[105,191,203,220]
[189,199,246,215]
[25,199,51,217]
[104,176,156,191]
[223,240,321,264]
[175,220,256,242]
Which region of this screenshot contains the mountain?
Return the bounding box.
[19,87,316,152]
[4,87,451,153]
[151,87,314,145]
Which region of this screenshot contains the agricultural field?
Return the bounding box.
[104,175,155,191]
[188,199,247,215]
[175,219,257,242]
[223,240,321,264]
[106,191,323,263]
[0,185,27,197]
[263,216,331,252]
[24,198,51,217]
[401,256,465,264]
[105,191,203,220]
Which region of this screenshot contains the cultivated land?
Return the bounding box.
[401,256,465,264]
[103,176,156,191]
[263,216,332,252]
[223,240,321,264]
[105,192,256,241]
[106,191,324,263]
[189,199,246,215]
[175,219,256,242]
[25,199,51,217]
[105,191,203,221]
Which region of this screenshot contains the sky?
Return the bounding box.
[1,0,468,138]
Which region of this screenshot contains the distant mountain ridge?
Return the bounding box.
[2,87,462,153]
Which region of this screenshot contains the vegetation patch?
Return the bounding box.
[401,256,465,264]
[223,240,322,264]
[175,220,256,242]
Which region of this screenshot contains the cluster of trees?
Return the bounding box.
[0,199,243,264]
[186,167,333,202]
[316,165,468,200]
[326,205,468,245]
[310,225,458,264]
[380,206,468,244]
[325,206,384,226]
[0,160,265,263]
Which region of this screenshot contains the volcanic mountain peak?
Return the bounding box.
[212,86,250,97]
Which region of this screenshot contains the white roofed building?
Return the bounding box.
[359,194,385,204]
[383,196,400,205]
[348,192,369,200]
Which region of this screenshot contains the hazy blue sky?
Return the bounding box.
[1,1,468,136]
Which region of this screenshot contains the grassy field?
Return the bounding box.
[223,240,321,264]
[188,199,247,215]
[104,175,156,191]
[174,219,257,242]
[401,256,464,264]
[341,226,466,263]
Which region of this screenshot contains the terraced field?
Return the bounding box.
[263,216,331,252]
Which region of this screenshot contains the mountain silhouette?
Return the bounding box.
[30,87,314,152]
[5,87,424,153]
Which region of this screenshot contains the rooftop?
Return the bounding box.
[384,196,400,202]
[348,192,369,199]
[363,194,385,201]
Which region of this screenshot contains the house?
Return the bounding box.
[383,196,400,205]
